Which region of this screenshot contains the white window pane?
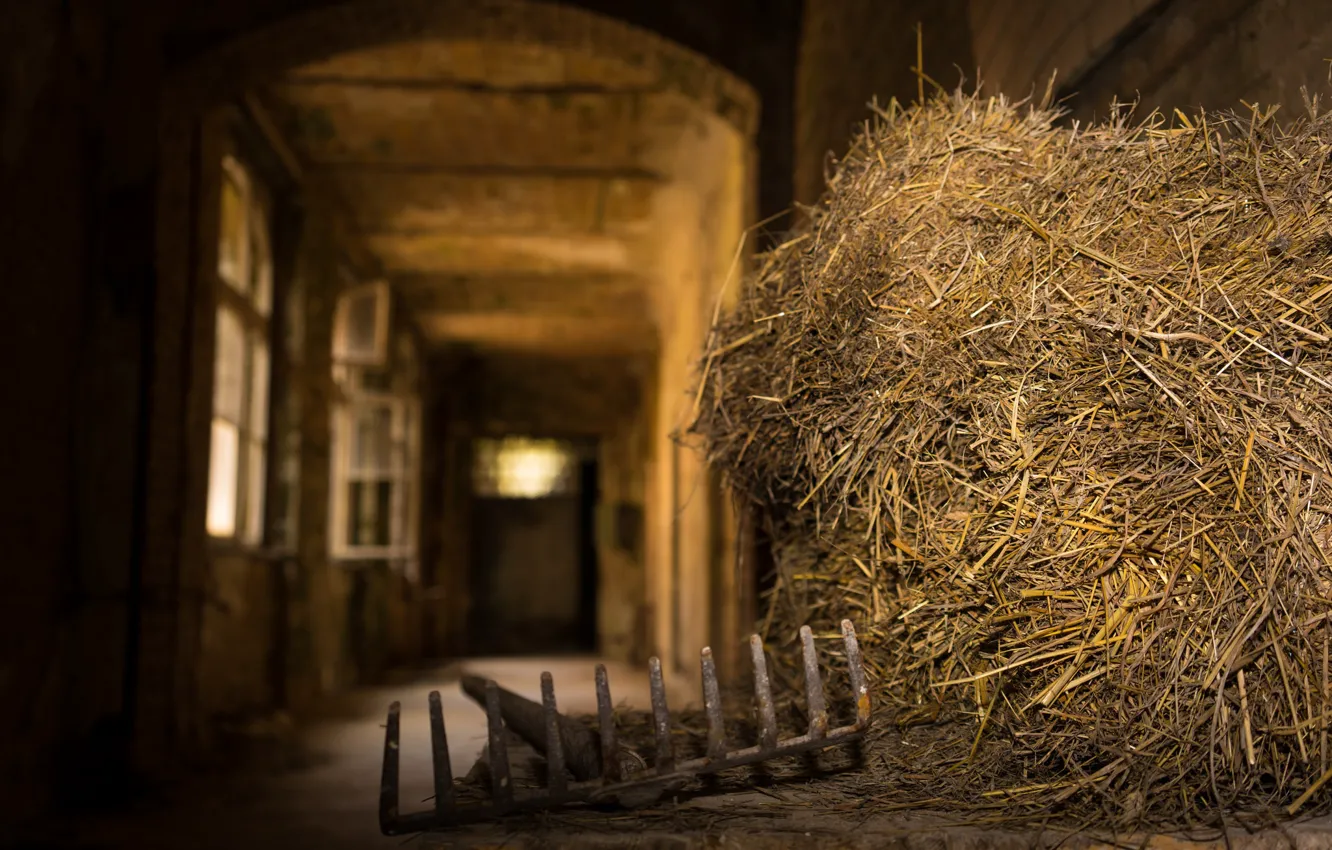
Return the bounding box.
[207,419,240,537]
[218,163,249,291]
[213,307,245,422]
[346,479,389,547]
[250,209,273,317]
[352,404,393,473]
[244,438,267,544]
[336,287,386,363]
[250,336,270,438]
[345,290,379,354]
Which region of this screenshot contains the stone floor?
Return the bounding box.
[17,657,1332,849]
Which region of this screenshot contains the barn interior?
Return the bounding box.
[4,0,1332,847]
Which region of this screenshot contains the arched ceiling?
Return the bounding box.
[255,33,746,357]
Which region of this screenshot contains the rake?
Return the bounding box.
[378,619,870,835]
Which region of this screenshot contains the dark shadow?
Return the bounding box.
[576,455,600,651]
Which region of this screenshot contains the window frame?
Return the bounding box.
[332,280,392,367]
[329,314,423,566]
[205,149,277,548]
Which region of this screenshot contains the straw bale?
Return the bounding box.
[693,89,1332,827]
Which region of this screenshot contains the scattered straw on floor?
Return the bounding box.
[692,88,1332,829]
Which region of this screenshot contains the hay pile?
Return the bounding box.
[694,90,1332,828]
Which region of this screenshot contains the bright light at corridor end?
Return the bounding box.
[473,437,576,499]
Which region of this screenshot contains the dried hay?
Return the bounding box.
[692,89,1332,828]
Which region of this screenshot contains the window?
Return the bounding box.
[472,437,577,499]
[206,155,273,544]
[333,281,391,366]
[331,310,421,562]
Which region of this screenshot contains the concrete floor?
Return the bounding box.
[33,656,675,850]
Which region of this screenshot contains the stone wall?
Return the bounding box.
[191,107,380,735]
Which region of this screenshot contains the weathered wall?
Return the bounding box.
[597,412,651,664]
[0,0,102,821]
[1064,0,1332,122]
[644,103,750,686]
[193,169,357,728]
[422,356,473,658]
[969,0,1156,100]
[0,0,179,820]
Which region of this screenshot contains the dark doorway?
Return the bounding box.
[468,438,599,655]
[575,457,600,650]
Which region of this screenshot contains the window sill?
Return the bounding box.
[207,536,297,562]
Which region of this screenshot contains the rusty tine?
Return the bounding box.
[750,634,778,750]
[427,691,454,815]
[484,681,513,809]
[841,619,870,729]
[540,672,567,794]
[700,647,726,759]
[379,701,401,832]
[380,620,874,836]
[595,664,621,783]
[800,625,829,739]
[648,657,674,773]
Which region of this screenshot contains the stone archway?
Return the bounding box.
[162,0,758,137]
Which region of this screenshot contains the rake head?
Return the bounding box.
[379,619,870,835]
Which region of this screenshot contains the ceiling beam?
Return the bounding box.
[282,75,664,96]
[365,231,637,275]
[316,162,665,182]
[400,275,650,317]
[324,169,657,236]
[395,270,648,292]
[417,313,657,356]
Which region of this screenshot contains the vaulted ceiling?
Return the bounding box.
[259,37,720,357]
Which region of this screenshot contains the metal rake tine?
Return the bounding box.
[427,691,454,816]
[540,672,567,794]
[484,680,514,808]
[800,625,829,739]
[648,657,674,773]
[750,635,778,750]
[700,647,726,759]
[379,701,401,832]
[595,664,621,783]
[841,619,871,729]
